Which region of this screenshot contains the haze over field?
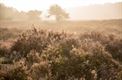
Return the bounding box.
[0,0,122,20]
[68,2,122,20]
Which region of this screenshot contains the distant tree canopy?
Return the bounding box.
[0,4,42,21]
[48,4,69,21]
[0,4,69,21]
[0,4,17,20]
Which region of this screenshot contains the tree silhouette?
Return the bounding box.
[48,4,69,21]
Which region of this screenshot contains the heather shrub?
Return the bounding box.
[46,40,120,80]
[28,35,120,80]
[0,28,122,80]
[0,47,7,57]
[0,59,28,80]
[7,66,28,80]
[106,38,122,63]
[80,32,122,63]
[79,32,110,44]
[29,62,49,80]
[0,46,12,64]
[11,28,69,58]
[26,50,41,67]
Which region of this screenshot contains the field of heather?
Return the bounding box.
[0,20,122,80]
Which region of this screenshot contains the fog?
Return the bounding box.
[0,2,122,21]
[67,2,122,20]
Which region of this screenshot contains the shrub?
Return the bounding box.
[0,28,122,80]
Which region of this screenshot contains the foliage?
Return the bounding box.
[48,4,69,21]
[0,3,42,21]
[0,28,122,80]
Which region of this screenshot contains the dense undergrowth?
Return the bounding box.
[0,28,122,80]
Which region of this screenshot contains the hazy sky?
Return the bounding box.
[0,0,122,20]
[0,0,122,11]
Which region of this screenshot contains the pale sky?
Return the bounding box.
[0,0,122,11]
[0,0,122,20]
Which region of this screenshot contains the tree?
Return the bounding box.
[48,4,69,21]
[0,3,42,21]
[0,4,18,20]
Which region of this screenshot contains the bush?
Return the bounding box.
[0,28,122,80]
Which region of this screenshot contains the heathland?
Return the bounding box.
[0,20,122,80]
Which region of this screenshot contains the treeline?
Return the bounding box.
[0,4,41,21]
[0,4,69,21]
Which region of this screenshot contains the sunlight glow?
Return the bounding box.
[0,0,122,11]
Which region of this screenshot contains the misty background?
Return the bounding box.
[0,2,122,21]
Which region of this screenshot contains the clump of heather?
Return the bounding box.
[0,28,122,80]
